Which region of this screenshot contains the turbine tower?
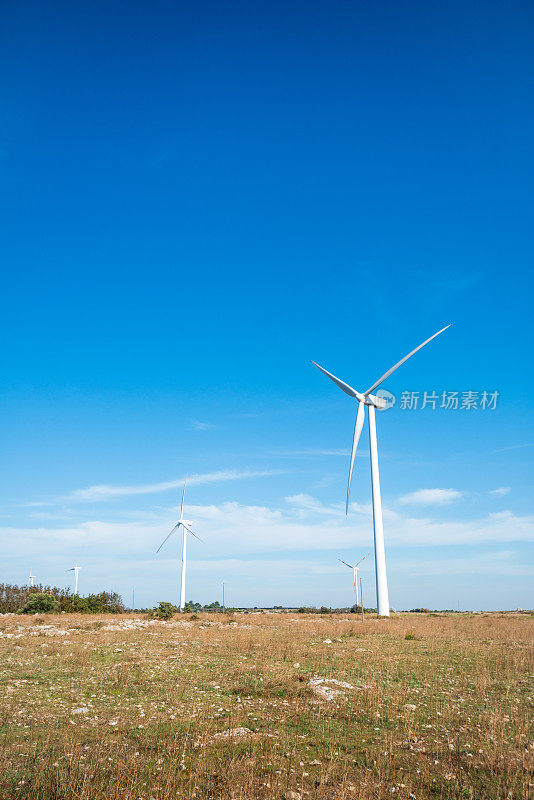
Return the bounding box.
[28,570,36,587]
[67,564,81,595]
[313,324,451,616]
[157,479,202,612]
[339,553,370,606]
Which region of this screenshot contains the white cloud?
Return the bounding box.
[398,488,464,507]
[191,420,217,431]
[3,494,534,609]
[493,443,534,453]
[285,494,344,516]
[54,470,283,503]
[489,487,511,497]
[5,498,533,561]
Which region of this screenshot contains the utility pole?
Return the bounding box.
[360,577,364,623]
[222,582,225,614]
[132,589,135,612]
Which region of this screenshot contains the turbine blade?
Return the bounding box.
[182,522,203,542]
[156,524,180,553]
[180,478,187,520]
[311,361,359,398]
[364,325,451,396]
[346,401,366,513]
[355,552,371,567]
[338,558,354,569]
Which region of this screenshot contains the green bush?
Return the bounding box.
[0,583,125,614]
[149,601,176,620]
[203,601,222,612]
[405,633,416,640]
[18,592,58,614]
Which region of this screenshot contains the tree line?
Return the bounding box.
[0,583,124,614]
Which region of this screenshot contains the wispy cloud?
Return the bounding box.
[28,470,283,504]
[275,449,350,458]
[489,487,511,497]
[493,443,534,453]
[190,420,218,431]
[398,488,464,506]
[285,494,344,516]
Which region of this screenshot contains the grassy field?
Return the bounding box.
[0,612,532,800]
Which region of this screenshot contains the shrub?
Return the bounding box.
[18,593,58,614]
[149,601,176,620]
[0,583,125,614]
[405,633,416,640]
[203,601,222,612]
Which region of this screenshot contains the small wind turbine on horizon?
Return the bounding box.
[312,324,451,617]
[67,564,81,595]
[28,570,36,587]
[157,479,202,612]
[339,553,370,606]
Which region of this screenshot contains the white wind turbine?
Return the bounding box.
[67,564,81,595]
[312,325,451,617]
[339,552,370,606]
[28,570,36,587]
[157,479,202,612]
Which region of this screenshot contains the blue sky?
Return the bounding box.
[1,0,533,610]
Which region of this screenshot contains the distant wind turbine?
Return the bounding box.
[28,570,36,587]
[67,564,81,595]
[312,324,451,617]
[338,553,370,606]
[157,479,202,612]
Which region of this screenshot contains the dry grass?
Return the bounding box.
[0,611,532,799]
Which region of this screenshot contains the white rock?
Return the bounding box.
[71,707,89,715]
[308,676,354,701]
[212,727,253,740]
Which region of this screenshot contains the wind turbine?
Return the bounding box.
[28,570,36,587]
[339,553,370,606]
[312,324,451,617]
[157,479,202,612]
[67,564,81,595]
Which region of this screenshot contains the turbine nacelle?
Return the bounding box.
[363,393,387,409]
